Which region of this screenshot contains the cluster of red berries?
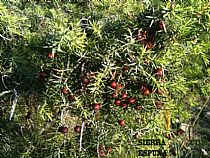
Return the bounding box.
[60,87,78,103]
[111,81,136,106]
[97,144,113,157]
[154,68,164,108]
[43,22,166,151]
[62,86,100,111]
[110,81,144,126]
[137,20,165,50]
[41,52,96,135]
[38,51,57,81]
[57,125,82,134]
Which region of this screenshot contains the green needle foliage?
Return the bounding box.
[0,0,209,158]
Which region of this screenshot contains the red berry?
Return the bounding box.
[122,65,129,72]
[117,84,123,89]
[158,20,165,30]
[61,87,69,94]
[155,100,162,109]
[114,99,121,106]
[68,95,76,101]
[82,77,90,85]
[121,102,127,107]
[116,84,123,93]
[156,89,164,95]
[128,98,136,104]
[135,105,142,110]
[155,68,164,77]
[140,84,147,92]
[74,126,81,133]
[107,147,113,153]
[58,126,68,134]
[143,89,150,96]
[121,93,127,99]
[110,81,117,89]
[39,71,47,79]
[93,103,100,111]
[112,93,117,98]
[118,120,125,126]
[47,52,56,59]
[99,151,107,156]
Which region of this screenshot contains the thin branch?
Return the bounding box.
[9,89,18,121]
[52,68,72,72]
[0,90,13,97]
[79,119,85,152]
[192,97,209,128]
[0,34,12,41]
[2,75,8,89]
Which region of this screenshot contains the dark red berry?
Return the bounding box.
[82,77,90,85]
[93,103,100,111]
[116,84,123,93]
[155,68,164,77]
[74,126,81,133]
[156,89,164,95]
[39,71,47,79]
[68,95,76,101]
[128,98,136,104]
[118,120,125,126]
[158,20,165,30]
[114,99,121,106]
[61,87,69,94]
[112,93,117,98]
[110,81,117,89]
[121,102,127,107]
[121,93,127,99]
[143,89,150,96]
[99,151,107,156]
[117,84,123,89]
[135,105,142,110]
[122,64,129,72]
[58,126,68,134]
[140,83,147,92]
[155,100,162,109]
